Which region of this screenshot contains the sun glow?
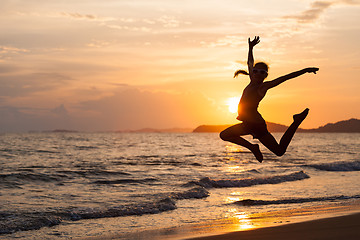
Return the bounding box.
[227,97,240,114]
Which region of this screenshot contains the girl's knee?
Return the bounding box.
[219,131,226,141]
[219,130,230,141]
[274,148,286,156]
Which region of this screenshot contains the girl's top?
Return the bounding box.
[237,83,265,123]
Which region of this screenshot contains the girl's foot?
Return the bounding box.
[293,108,309,124]
[251,144,263,163]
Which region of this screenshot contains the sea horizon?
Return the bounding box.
[1,117,358,134]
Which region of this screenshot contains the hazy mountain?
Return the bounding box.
[303,118,360,133]
[116,128,193,133]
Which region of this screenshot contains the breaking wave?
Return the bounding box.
[187,171,310,188]
[0,170,134,188]
[304,161,360,172]
[233,194,360,206]
[0,187,209,234]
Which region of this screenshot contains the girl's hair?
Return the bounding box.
[233,70,249,78]
[233,62,269,78]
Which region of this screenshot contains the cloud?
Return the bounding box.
[0,105,75,132]
[0,84,224,132]
[59,12,185,33]
[59,12,116,22]
[60,11,187,33]
[102,14,188,33]
[282,1,335,23]
[0,45,29,54]
[61,12,96,20]
[282,0,360,24]
[339,0,360,4]
[86,40,112,48]
[51,104,68,116]
[0,106,46,132]
[157,15,181,28]
[0,45,30,61]
[76,86,220,130]
[201,35,246,48]
[105,24,152,32]
[0,72,72,97]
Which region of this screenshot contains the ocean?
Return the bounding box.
[0,132,359,239]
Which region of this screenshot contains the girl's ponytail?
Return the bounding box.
[234,69,249,78]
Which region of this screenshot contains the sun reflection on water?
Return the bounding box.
[227,209,255,231]
[225,144,240,152]
[223,144,251,172]
[226,165,244,173]
[225,196,241,203]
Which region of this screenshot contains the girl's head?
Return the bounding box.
[252,62,269,82]
[254,62,268,73]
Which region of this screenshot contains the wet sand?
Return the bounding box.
[185,212,360,240]
[78,202,360,240]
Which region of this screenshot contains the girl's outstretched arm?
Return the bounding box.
[261,67,319,91]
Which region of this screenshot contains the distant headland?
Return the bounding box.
[115,128,194,133]
[192,118,360,133]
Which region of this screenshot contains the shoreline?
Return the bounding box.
[82,200,360,240]
[185,212,360,240]
[178,202,360,240]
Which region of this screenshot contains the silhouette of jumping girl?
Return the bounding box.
[220,36,319,162]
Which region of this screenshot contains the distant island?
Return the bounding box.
[116,128,194,133]
[305,118,360,133]
[28,129,79,133]
[50,129,79,133]
[193,118,360,133]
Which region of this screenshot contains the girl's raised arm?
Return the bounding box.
[247,36,260,81]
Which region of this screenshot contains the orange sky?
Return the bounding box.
[0,0,359,132]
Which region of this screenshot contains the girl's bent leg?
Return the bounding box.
[220,124,263,162]
[279,108,309,154]
[259,108,309,156]
[258,133,283,156]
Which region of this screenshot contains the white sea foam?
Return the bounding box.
[189,171,310,188]
[233,194,360,206]
[0,187,209,234]
[304,161,360,171]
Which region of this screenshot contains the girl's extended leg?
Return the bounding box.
[220,124,263,162]
[259,108,309,156]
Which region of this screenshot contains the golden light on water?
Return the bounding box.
[227,209,255,231]
[225,144,240,153]
[226,166,242,173]
[225,196,241,203]
[226,97,240,114]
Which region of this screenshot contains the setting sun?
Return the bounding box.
[227,97,240,114]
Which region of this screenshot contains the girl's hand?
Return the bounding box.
[306,67,319,74]
[248,36,260,48]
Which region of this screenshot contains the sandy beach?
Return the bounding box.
[185,212,360,240]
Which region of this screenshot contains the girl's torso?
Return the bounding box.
[237,83,265,123]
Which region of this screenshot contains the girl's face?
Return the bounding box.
[253,65,268,83]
